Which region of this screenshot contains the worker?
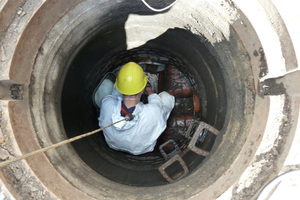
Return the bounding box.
[98,62,175,155]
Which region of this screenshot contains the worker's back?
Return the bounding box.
[98,86,174,155]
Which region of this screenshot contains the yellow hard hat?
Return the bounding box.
[115,62,148,95]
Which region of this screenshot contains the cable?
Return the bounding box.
[0,114,135,167]
[141,0,179,12]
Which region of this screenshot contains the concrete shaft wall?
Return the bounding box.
[0,0,299,199]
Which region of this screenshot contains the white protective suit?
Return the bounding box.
[98,85,175,155]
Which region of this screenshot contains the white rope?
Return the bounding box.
[141,0,179,12]
[0,114,135,167]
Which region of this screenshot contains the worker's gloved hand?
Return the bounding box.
[145,84,155,96]
[140,82,154,104]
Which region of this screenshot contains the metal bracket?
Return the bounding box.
[159,139,181,160]
[187,121,219,156]
[158,154,189,183]
[0,80,23,101]
[184,120,198,139]
[158,121,219,183]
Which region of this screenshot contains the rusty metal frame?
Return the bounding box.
[159,139,181,160]
[187,121,219,157]
[158,154,189,183]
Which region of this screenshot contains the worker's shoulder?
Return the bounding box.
[101,95,119,107]
[140,102,163,114]
[147,93,162,103]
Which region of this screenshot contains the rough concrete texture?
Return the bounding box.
[0,0,299,199]
[0,1,57,198]
[218,0,300,199]
[0,0,46,80]
[0,102,56,199]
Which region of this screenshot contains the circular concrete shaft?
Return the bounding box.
[0,0,299,199]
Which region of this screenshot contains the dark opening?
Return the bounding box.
[61,25,226,186]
